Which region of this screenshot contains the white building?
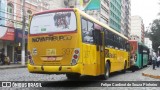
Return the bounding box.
[121,0,131,38]
[144,38,152,49]
[47,0,65,9]
[144,37,153,56]
[130,35,140,41]
[131,16,145,43]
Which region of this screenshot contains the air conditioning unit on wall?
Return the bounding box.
[64,0,69,7]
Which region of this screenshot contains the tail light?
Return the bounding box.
[71,48,80,65]
[28,51,34,65]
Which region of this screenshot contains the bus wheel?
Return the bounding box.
[132,69,135,72]
[130,66,135,72]
[122,61,127,73]
[66,73,80,80]
[102,62,110,80]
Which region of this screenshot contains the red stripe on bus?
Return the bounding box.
[34,8,74,15]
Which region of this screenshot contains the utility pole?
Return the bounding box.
[0,0,1,20]
[21,0,26,66]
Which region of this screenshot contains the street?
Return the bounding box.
[0,66,160,90]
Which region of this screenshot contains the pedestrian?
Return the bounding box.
[152,51,157,70]
[157,55,160,67]
[0,48,5,65]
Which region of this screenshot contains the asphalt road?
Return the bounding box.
[0,65,160,90]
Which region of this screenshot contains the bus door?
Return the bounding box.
[93,29,105,75]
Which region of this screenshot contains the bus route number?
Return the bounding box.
[62,48,74,55]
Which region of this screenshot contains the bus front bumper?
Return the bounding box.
[27,64,81,74]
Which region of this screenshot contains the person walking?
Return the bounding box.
[157,55,160,67]
[152,51,157,70]
[0,48,5,65]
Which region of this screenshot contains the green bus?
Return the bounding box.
[129,40,149,69]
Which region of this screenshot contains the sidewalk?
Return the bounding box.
[0,63,27,70]
[142,65,160,79]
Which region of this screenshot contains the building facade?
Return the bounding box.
[61,0,110,25]
[0,0,52,62]
[131,16,145,43]
[48,0,65,9]
[66,0,131,37]
[123,0,131,38]
[109,0,121,32]
[0,0,131,62]
[130,35,140,41]
[84,0,110,25]
[0,0,14,61]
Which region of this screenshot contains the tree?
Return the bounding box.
[148,19,160,52]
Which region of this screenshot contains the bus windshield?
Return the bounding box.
[30,11,76,34]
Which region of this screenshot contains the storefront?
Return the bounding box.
[0,26,15,62]
[14,28,28,62]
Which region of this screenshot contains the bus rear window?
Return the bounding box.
[30,11,76,34]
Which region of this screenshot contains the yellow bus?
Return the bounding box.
[27,8,130,80]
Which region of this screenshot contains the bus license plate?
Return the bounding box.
[46,49,56,56]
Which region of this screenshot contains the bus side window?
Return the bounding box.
[138,44,142,54]
[126,42,130,51]
[110,32,114,48]
[107,31,113,47]
[81,18,87,36]
[104,30,108,47]
[119,37,122,49]
[114,35,118,49]
[121,39,125,50]
[88,21,94,37]
[81,18,94,44]
[93,23,102,46]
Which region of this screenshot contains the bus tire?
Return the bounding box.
[122,61,127,73]
[66,73,80,80]
[131,68,135,72]
[102,61,110,80]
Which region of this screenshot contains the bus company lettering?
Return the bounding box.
[32,35,72,42]
[105,53,116,58]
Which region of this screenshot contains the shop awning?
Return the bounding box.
[0,26,15,41]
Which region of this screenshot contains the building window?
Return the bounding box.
[26,10,32,28]
[7,3,14,20]
[27,10,32,20]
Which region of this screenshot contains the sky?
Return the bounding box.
[131,0,160,29]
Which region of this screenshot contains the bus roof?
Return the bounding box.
[33,8,74,15]
[76,8,128,40]
[32,8,128,40]
[129,40,149,49]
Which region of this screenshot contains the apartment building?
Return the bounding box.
[131,16,145,43]
[122,0,131,38]
[66,0,131,37]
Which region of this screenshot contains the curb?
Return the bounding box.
[0,65,27,70]
[142,73,160,79]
